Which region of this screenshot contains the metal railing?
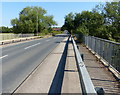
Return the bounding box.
[0,34,34,40]
[84,36,120,73]
[71,36,97,94]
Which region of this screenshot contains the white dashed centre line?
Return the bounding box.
[25,43,41,49]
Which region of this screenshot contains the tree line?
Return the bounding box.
[1,6,57,35]
[11,6,57,35]
[0,26,13,33]
[62,2,120,42]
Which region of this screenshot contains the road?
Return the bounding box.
[1,34,67,93]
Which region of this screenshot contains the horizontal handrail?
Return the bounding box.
[84,35,120,73]
[90,36,120,45]
[71,36,97,94]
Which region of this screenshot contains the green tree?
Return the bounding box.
[62,12,75,34]
[0,26,13,33]
[11,6,57,35]
[104,2,120,42]
[72,11,104,37]
[93,2,120,41]
[62,2,120,42]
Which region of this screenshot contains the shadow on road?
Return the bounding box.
[48,36,70,94]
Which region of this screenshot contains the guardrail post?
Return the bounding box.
[81,54,84,61]
[95,87,105,95]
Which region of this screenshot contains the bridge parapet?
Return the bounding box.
[84,36,120,79]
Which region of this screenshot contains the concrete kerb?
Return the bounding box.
[0,36,42,45]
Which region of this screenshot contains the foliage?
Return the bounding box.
[38,30,63,37]
[11,6,57,35]
[51,31,63,35]
[62,2,120,42]
[62,12,75,34]
[76,25,89,35]
[0,26,13,33]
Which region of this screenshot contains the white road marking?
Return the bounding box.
[25,43,41,49]
[2,38,42,49]
[0,55,8,59]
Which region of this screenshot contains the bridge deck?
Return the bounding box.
[78,44,120,94]
[13,38,82,93]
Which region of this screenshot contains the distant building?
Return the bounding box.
[52,27,61,31]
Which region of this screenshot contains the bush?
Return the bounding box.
[51,31,63,35]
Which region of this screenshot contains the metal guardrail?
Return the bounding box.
[84,36,120,73]
[71,36,97,95]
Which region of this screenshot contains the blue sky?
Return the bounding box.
[2,2,103,27]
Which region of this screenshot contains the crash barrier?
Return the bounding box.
[71,36,98,95]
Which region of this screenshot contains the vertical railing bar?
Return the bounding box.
[84,35,120,73]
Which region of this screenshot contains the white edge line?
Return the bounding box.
[0,55,8,59]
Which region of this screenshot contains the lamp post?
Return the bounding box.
[36,8,38,36]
